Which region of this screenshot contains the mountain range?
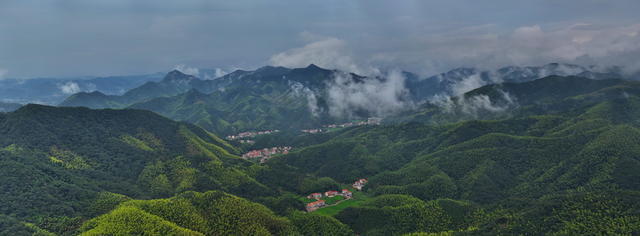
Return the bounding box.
[3,61,640,235]
[0,68,227,105]
[0,73,164,105]
[59,63,623,135]
[4,73,640,235]
[266,75,640,235]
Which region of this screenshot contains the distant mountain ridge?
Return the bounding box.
[394,75,635,126]
[59,63,624,134]
[128,64,344,134]
[0,73,165,104]
[404,62,623,101]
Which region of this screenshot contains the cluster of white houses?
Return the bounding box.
[241,146,292,163]
[301,128,323,134]
[324,118,382,129]
[305,189,353,212]
[301,118,382,135]
[352,178,368,190]
[226,129,280,140]
[239,140,255,144]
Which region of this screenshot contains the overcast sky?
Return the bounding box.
[1,0,639,78]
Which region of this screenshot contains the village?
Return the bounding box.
[235,118,383,165]
[305,178,368,212]
[225,129,280,140]
[241,146,292,163]
[228,118,382,143]
[302,117,382,134]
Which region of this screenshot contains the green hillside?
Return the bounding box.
[128,65,348,135]
[262,77,640,235]
[79,191,296,236]
[0,105,275,234]
[129,87,324,135]
[6,75,640,235]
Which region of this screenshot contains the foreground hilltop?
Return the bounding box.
[0,104,366,235]
[0,104,264,233]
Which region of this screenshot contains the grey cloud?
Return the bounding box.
[1,1,640,78]
[368,23,640,76]
[0,68,7,79]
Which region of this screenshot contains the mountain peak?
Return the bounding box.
[163,70,198,82]
[86,91,107,96]
[290,64,331,75]
[306,64,323,70]
[167,69,186,76]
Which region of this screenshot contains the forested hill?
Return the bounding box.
[60,65,345,134]
[264,76,640,235]
[59,65,338,110]
[6,76,640,235]
[0,104,278,234]
[0,104,364,235]
[396,76,638,125]
[60,64,623,136]
[127,65,351,135]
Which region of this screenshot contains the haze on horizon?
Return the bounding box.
[1,0,640,78]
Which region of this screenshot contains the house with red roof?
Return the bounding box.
[341,189,352,198]
[307,193,322,199]
[305,200,326,212]
[324,190,339,197]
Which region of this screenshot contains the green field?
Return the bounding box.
[299,195,345,205]
[323,195,344,205]
[312,192,370,216]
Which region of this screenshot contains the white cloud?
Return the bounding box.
[173,64,200,76]
[450,74,488,96]
[214,68,227,78]
[433,90,517,117]
[289,81,322,117]
[269,35,379,75]
[325,71,411,118]
[58,81,81,95]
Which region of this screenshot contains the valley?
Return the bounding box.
[2,65,639,235]
[4,2,640,235]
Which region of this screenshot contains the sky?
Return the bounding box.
[1,0,640,78]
